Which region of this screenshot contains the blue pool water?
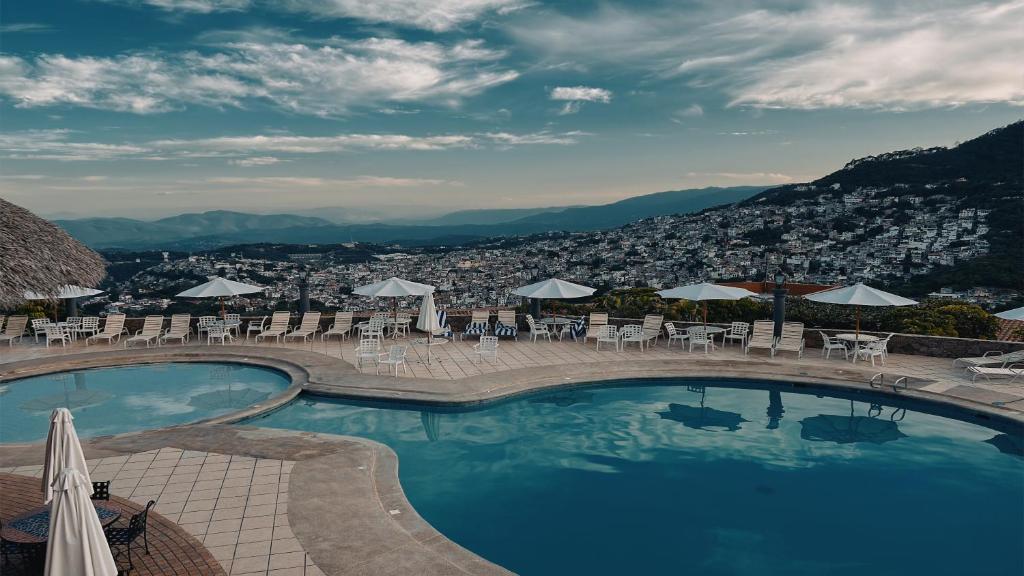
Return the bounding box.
[249,380,1024,576]
[0,363,290,443]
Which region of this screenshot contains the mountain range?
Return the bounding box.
[56,186,764,250]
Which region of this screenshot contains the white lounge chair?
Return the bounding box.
[595,324,619,351]
[473,336,499,363]
[377,345,408,376]
[461,310,490,341]
[322,312,353,341]
[620,324,645,351]
[285,312,321,342]
[820,331,849,360]
[641,314,663,348]
[525,314,551,343]
[773,322,805,358]
[44,324,72,348]
[161,314,191,344]
[125,315,164,348]
[354,338,381,370]
[0,315,28,346]
[664,323,687,348]
[246,316,268,340]
[968,364,1023,384]
[86,314,126,346]
[494,310,519,340]
[723,322,749,348]
[255,312,291,343]
[953,350,1024,369]
[745,320,775,356]
[585,313,608,345]
[686,326,713,354]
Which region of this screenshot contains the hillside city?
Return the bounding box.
[95,182,1017,316]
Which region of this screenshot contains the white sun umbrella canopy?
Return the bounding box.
[995,306,1024,321]
[513,278,596,299]
[177,277,264,319]
[45,468,118,576]
[656,283,758,326]
[354,277,435,327]
[42,408,92,504]
[805,282,918,340]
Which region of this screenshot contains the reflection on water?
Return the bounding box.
[249,381,1024,576]
[0,363,289,443]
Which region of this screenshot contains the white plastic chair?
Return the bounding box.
[723,322,749,348]
[224,313,242,336]
[525,314,551,343]
[361,318,386,342]
[664,323,687,348]
[44,324,72,348]
[595,324,619,351]
[31,318,52,343]
[377,345,408,376]
[207,324,234,346]
[857,340,886,366]
[619,324,645,351]
[820,331,849,360]
[354,339,381,370]
[687,326,713,354]
[74,317,101,340]
[473,336,500,363]
[246,316,269,341]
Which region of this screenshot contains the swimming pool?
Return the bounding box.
[249,380,1024,576]
[0,363,290,443]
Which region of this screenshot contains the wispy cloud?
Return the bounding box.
[0,129,588,161]
[105,0,528,31]
[686,171,796,184]
[0,36,518,116]
[509,1,1024,111]
[0,23,54,34]
[206,175,455,188]
[550,85,612,115]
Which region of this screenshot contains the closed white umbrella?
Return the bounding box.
[45,468,118,576]
[995,306,1024,321]
[805,282,918,341]
[354,277,435,330]
[656,283,758,326]
[416,291,442,364]
[177,277,264,319]
[42,408,92,504]
[513,278,596,299]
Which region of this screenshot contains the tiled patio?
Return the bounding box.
[0,448,324,576]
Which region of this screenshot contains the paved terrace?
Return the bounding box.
[1,334,1022,576]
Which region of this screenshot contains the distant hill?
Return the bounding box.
[57,211,332,249]
[747,120,1023,206]
[55,186,764,249]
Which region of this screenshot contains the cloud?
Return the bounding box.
[228,156,283,167]
[678,104,703,117]
[106,0,527,31]
[509,1,1024,110]
[550,85,612,115]
[686,171,796,184]
[0,23,53,33]
[0,129,587,161]
[206,175,455,188]
[0,36,518,116]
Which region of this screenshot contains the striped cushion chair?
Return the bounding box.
[435,311,453,338]
[568,316,587,341]
[462,322,488,340]
[493,310,518,340]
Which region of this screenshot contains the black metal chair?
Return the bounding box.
[91,480,111,500]
[105,500,155,573]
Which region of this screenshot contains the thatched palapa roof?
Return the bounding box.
[0,197,106,309]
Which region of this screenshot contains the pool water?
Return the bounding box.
[249,381,1024,576]
[0,363,290,443]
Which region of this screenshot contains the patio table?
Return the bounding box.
[835,333,880,363]
[410,337,448,365]
[1,501,122,544]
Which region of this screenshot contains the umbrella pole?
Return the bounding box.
[703,301,708,328]
[220,297,226,321]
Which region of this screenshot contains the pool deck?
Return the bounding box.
[1,337,1022,575]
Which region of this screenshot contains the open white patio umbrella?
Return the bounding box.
[995,306,1024,321]
[513,278,595,317]
[416,290,443,364]
[805,282,917,341]
[177,277,264,320]
[656,283,758,326]
[25,285,106,320]
[354,277,435,329]
[42,408,92,504]
[45,468,118,576]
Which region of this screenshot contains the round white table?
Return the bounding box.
[411,337,448,364]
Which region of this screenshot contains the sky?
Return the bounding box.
[0,0,1022,221]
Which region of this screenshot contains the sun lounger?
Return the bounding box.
[255,312,290,343]
[953,349,1024,369]
[86,314,126,346]
[160,314,191,344]
[0,315,28,346]
[745,320,775,356]
[773,322,804,358]
[285,312,321,342]
[968,364,1023,384]
[494,310,519,339]
[322,312,353,341]
[125,316,164,348]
